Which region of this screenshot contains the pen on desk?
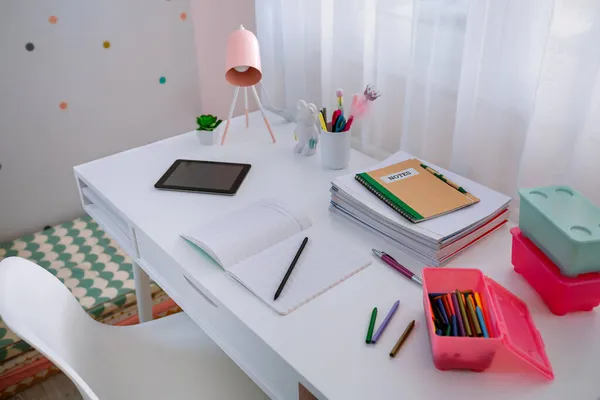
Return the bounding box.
[371,300,400,344]
[389,320,415,358]
[372,249,422,286]
[274,237,308,301]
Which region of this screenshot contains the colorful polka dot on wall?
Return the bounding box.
[59,101,68,110]
[103,41,111,49]
[159,76,167,84]
[48,16,58,24]
[25,42,35,51]
[180,12,187,21]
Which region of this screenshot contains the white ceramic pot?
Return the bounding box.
[196,124,223,145]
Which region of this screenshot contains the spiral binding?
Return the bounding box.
[354,175,415,222]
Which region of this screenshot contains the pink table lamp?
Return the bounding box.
[221,25,275,145]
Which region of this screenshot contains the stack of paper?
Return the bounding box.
[330,151,511,266]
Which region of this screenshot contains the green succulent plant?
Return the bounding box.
[196,114,223,131]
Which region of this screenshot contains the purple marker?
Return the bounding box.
[371,300,400,344]
[451,292,466,337]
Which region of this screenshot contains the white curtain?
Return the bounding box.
[256,0,600,206]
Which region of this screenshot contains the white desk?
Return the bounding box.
[74,112,600,400]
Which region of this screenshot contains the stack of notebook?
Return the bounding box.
[330,151,511,266]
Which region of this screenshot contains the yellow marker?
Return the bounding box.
[318,112,327,131]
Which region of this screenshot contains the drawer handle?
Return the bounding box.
[184,275,218,308]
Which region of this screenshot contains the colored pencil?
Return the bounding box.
[390,320,415,357]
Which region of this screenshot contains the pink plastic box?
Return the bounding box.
[511,227,600,315]
[422,267,553,379]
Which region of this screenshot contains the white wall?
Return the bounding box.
[0,0,202,242]
[191,0,258,118]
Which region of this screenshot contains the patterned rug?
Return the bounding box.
[0,216,181,399]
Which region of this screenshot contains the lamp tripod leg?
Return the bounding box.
[221,86,240,145]
[251,85,276,143]
[244,87,249,128]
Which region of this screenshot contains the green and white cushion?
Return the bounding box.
[0,216,162,363]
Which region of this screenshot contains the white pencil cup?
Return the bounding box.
[320,128,351,170]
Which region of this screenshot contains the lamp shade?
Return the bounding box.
[225,25,262,87]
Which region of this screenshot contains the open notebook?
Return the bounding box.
[182,199,371,315]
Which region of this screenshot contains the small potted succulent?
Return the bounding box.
[196,114,223,145]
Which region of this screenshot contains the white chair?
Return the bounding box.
[0,257,268,400]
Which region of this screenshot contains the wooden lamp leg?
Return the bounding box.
[221,86,240,145]
[244,87,249,128]
[251,85,276,143]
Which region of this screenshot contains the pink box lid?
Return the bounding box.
[485,276,554,379]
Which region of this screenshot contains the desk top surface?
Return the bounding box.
[75,112,600,400]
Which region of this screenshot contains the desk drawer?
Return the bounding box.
[135,230,303,400]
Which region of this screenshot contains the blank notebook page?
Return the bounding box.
[227,227,372,315]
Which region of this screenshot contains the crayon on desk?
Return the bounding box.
[366,307,378,344]
[371,300,400,344]
[390,320,415,357]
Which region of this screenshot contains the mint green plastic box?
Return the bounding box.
[519,186,600,277]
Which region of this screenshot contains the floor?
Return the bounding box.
[9,374,82,400]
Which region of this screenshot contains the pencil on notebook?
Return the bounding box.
[420,163,478,202]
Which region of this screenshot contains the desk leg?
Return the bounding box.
[133,261,153,323]
[299,383,317,400]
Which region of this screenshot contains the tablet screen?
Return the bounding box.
[155,160,251,195]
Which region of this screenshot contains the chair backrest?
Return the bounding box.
[0,257,100,400]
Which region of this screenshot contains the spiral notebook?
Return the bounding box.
[355,158,479,223]
[182,199,371,315]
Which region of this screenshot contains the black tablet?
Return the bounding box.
[154,160,251,195]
